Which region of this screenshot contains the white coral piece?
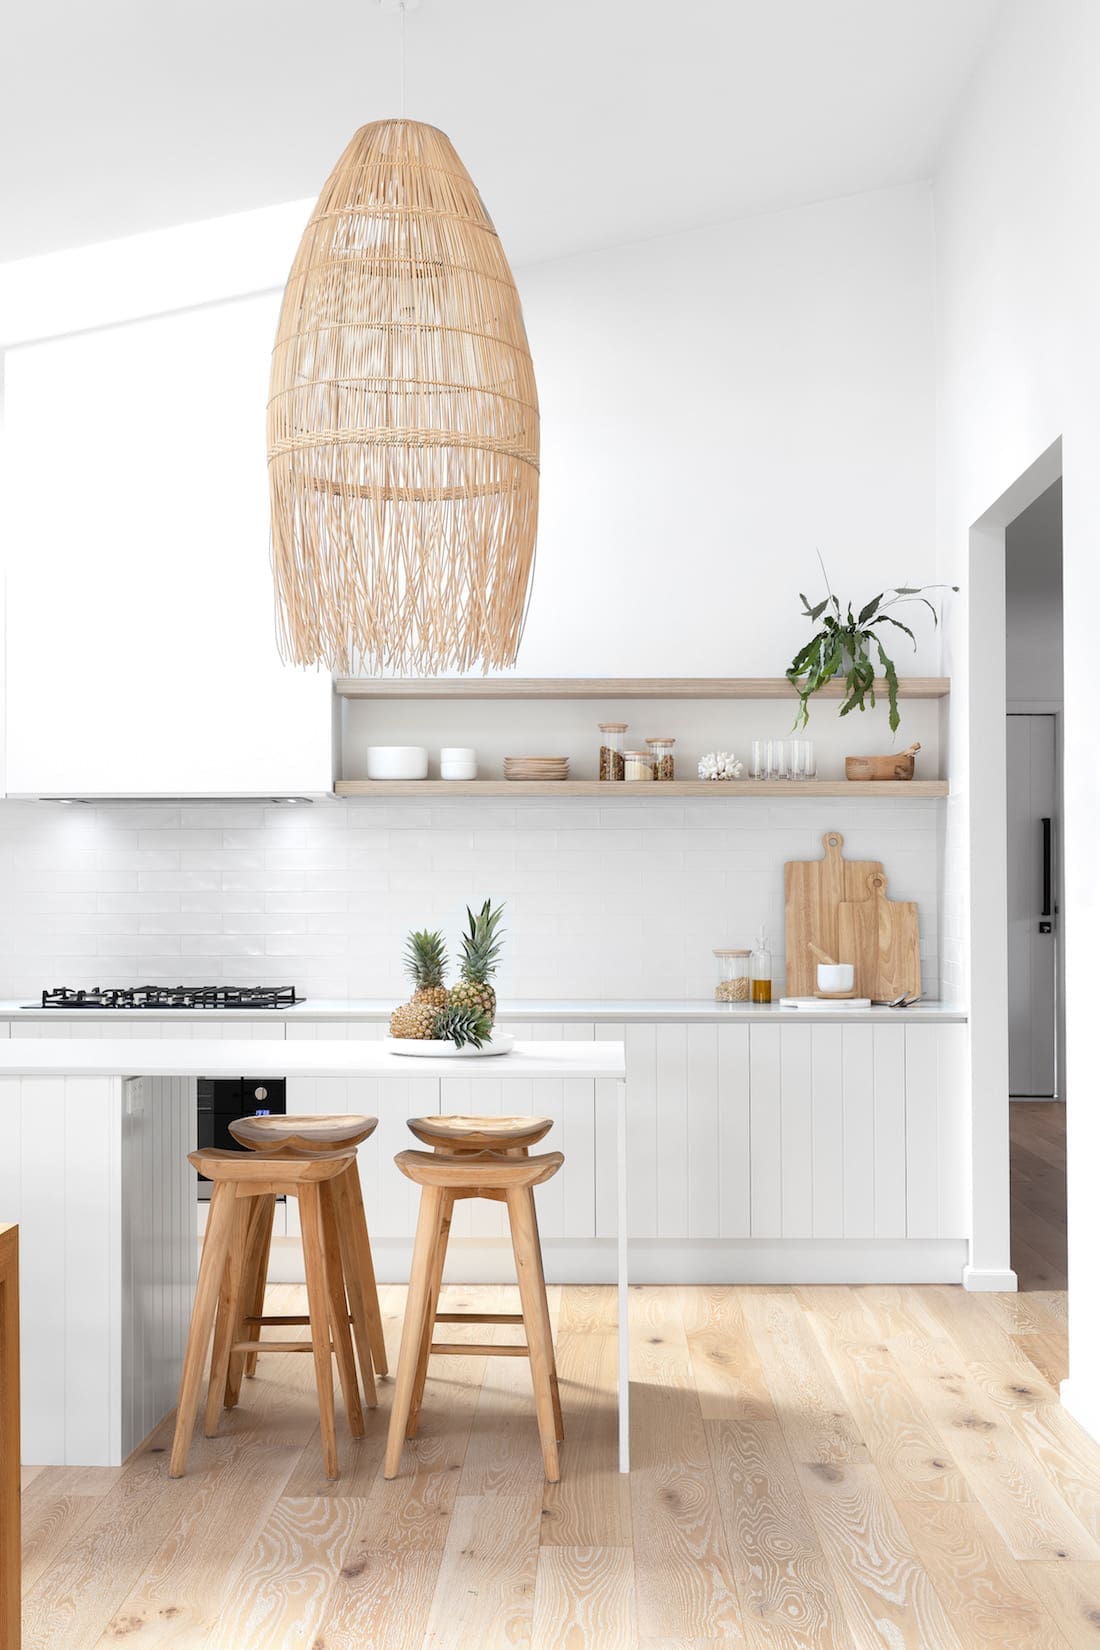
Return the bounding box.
[697,750,744,781]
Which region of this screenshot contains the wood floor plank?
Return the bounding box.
[706,1415,856,1649]
[311,1546,445,1650]
[530,1546,637,1650]
[421,1494,541,1650]
[18,1480,107,1594]
[740,1290,868,1471]
[680,1286,776,1424]
[1018,1561,1100,1648]
[198,1495,361,1650]
[799,1288,971,1504]
[887,1330,1099,1561]
[893,1498,1067,1649]
[1013,1333,1070,1389]
[797,1459,968,1649]
[557,1284,618,1334]
[540,1331,632,1546]
[629,1289,744,1643]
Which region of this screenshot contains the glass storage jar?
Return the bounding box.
[714,948,751,1002]
[646,737,676,781]
[624,749,652,782]
[598,722,627,781]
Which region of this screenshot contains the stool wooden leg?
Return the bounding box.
[526,1194,564,1442]
[204,1196,250,1437]
[299,1183,340,1479]
[242,1192,277,1382]
[320,1182,365,1439]
[340,1161,388,1378]
[384,1184,444,1479]
[406,1190,453,1439]
[506,1187,560,1482]
[225,1193,275,1405]
[332,1166,379,1405]
[170,1182,237,1477]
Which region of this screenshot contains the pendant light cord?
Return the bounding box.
[401,1,407,117]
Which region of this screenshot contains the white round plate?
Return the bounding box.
[384,1031,515,1059]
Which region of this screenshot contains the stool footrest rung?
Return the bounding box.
[231,1338,333,1355]
[434,1312,524,1325]
[245,1314,309,1326]
[430,1341,529,1358]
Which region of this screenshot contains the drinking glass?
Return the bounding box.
[766,738,785,780]
[750,739,767,780]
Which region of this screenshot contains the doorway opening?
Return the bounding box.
[1005,479,1066,1290]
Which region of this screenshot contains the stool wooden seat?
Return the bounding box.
[406,1114,553,1154]
[228,1113,379,1154]
[226,1114,388,1394]
[170,1148,364,1481]
[385,1137,565,1483]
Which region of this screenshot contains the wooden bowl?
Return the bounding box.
[845,743,919,782]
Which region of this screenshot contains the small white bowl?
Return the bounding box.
[440,746,477,780]
[817,962,854,994]
[365,745,429,780]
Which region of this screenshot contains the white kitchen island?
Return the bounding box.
[0,1038,629,1469]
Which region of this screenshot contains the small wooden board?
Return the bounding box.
[784,831,884,995]
[837,871,921,1001]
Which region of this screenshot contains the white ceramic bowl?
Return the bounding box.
[441,762,477,780]
[365,745,429,780]
[440,747,476,762]
[817,962,855,994]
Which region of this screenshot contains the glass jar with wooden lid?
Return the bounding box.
[598,723,627,781]
[624,750,653,782]
[714,948,751,1002]
[646,737,676,781]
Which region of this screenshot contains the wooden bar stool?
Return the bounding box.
[170,1147,363,1480]
[226,1113,388,1400]
[385,1114,565,1483]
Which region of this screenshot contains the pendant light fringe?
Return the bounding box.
[268,119,539,674]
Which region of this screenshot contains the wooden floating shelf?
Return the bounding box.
[335,676,950,701]
[335,780,949,797]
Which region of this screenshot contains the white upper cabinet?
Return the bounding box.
[3,290,333,796]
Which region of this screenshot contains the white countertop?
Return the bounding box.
[0,1037,626,1081]
[0,997,967,1024]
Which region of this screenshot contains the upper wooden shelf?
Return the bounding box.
[334,676,950,701]
[335,779,948,798]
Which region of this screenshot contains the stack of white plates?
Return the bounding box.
[503,756,570,781]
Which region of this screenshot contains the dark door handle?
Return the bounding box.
[1041,817,1052,917]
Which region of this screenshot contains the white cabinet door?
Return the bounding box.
[3,294,332,797]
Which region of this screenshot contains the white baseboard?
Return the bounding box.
[263,1235,969,1287]
[961,1265,1018,1292]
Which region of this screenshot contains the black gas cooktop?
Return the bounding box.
[30,985,304,1010]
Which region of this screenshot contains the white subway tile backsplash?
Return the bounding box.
[0,797,944,998]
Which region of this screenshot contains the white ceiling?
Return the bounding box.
[2,0,1002,267]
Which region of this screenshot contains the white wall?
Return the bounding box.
[0,796,942,1003]
[933,0,1100,1391]
[516,183,940,677]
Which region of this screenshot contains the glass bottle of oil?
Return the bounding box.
[751,928,773,1004]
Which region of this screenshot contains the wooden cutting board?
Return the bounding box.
[837,871,921,1001]
[783,831,884,995]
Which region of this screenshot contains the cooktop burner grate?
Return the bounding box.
[34,985,304,1010]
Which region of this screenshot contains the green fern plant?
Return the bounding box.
[786,559,957,733]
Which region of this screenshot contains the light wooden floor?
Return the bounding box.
[1011,1100,1067,1292]
[21,1275,1100,1648]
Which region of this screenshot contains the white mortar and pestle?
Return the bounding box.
[808,942,855,997]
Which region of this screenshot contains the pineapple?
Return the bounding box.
[389,999,437,1039]
[448,898,504,1024]
[405,928,449,1010]
[431,1004,493,1050]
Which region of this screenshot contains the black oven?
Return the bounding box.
[196,1076,287,1198]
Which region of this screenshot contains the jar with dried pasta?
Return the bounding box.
[646,737,676,781]
[713,948,751,1003]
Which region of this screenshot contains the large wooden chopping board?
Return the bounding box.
[784,831,884,995]
[838,871,922,1001]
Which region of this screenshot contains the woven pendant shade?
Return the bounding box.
[267,118,539,674]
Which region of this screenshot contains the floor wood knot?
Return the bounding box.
[808,1462,844,1483]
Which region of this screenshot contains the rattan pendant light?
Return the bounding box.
[267,108,540,674]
